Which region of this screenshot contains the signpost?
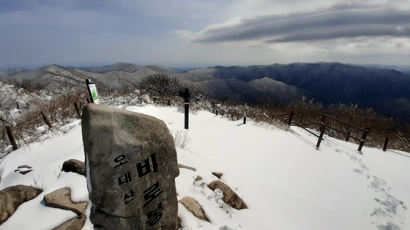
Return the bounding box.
[243,103,247,124]
[179,88,190,129]
[86,79,100,104]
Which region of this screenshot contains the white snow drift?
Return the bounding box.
[0,104,409,230]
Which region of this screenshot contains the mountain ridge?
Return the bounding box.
[1,62,410,121]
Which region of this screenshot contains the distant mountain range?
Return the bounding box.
[1,62,410,121]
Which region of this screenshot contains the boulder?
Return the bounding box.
[82,104,179,230]
[194,176,202,182]
[212,172,223,179]
[53,215,86,230]
[0,185,43,224]
[62,159,85,176]
[208,180,247,210]
[179,197,210,222]
[43,188,87,215]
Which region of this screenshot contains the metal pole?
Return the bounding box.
[243,104,247,124]
[85,79,94,103]
[185,102,189,129]
[179,88,190,130]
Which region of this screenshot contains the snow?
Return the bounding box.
[0,104,409,230]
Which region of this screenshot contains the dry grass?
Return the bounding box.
[7,90,88,146]
[174,130,191,149]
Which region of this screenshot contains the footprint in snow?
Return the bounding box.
[219,225,236,230]
[369,176,407,229]
[353,168,363,174]
[377,222,401,230]
[370,176,387,193]
[335,148,407,229]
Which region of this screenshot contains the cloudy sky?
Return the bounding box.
[1,0,410,68]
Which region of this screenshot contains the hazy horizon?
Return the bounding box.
[3,61,410,72]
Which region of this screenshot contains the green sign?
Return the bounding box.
[88,84,100,104]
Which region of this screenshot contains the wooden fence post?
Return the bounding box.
[298,112,304,124]
[345,130,350,142]
[288,111,294,126]
[383,137,389,152]
[316,123,326,148]
[40,112,52,129]
[358,129,369,151]
[74,103,81,118]
[5,126,18,150]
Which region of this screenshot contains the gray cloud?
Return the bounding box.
[193,6,410,43]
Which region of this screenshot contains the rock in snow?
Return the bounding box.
[62,159,85,176]
[208,180,247,210]
[179,196,210,222]
[212,172,223,179]
[43,188,87,216]
[0,185,43,224]
[14,165,33,175]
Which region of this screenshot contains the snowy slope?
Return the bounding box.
[0,104,409,230]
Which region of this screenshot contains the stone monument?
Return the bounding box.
[81,104,179,230]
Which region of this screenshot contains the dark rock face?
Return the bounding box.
[53,215,86,230]
[62,159,85,176]
[82,104,179,230]
[43,188,87,215]
[208,180,247,210]
[0,185,43,224]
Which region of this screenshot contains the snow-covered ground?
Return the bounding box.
[1,104,409,230]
